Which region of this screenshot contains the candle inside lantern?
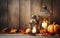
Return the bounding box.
[32,26,36,33]
[42,20,48,29]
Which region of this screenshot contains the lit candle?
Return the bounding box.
[42,21,48,28]
[32,26,36,33]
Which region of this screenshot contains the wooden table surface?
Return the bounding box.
[0,34,60,38]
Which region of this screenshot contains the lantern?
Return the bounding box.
[29,15,38,35]
[38,5,51,30]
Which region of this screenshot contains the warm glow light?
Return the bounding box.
[32,26,36,33]
[42,20,48,28]
[25,28,30,34]
[10,29,17,33]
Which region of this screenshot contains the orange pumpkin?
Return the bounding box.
[47,23,59,34]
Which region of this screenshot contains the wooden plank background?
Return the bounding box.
[0,0,60,29]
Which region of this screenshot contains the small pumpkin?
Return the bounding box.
[47,23,59,34]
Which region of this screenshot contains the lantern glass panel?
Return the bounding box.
[38,5,51,30]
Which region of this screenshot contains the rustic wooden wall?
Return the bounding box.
[0,0,8,29]
[0,0,60,29]
[19,0,31,29]
[8,0,19,29]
